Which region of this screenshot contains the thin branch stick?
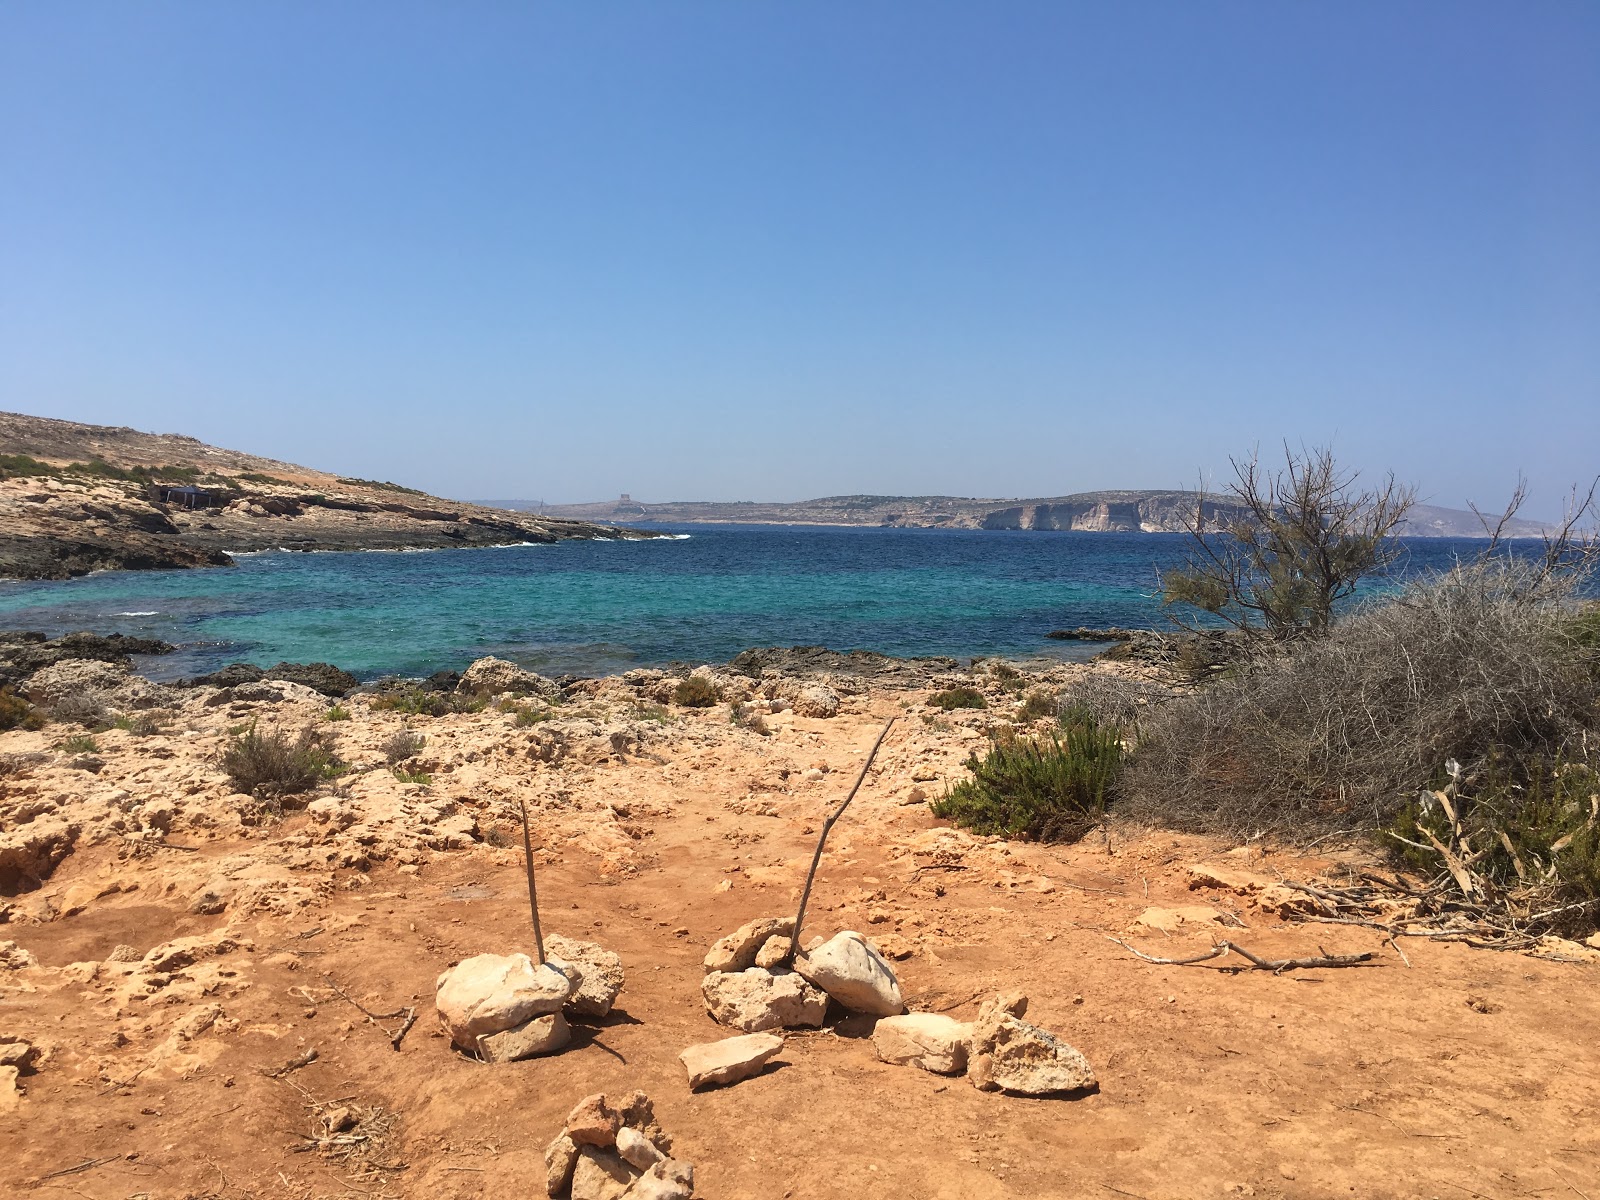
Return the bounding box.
[33,1157,121,1184]
[389,1009,419,1051]
[1106,936,1376,973]
[788,717,895,962]
[518,797,545,964]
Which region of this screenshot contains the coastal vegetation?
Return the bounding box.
[927,686,986,710]
[220,722,346,797]
[673,675,720,708]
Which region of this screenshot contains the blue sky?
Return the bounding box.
[2,3,1596,515]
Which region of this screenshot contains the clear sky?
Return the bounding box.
[2,3,1596,515]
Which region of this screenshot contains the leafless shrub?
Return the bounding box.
[49,690,110,728]
[1120,558,1600,837]
[381,729,425,766]
[1054,675,1174,735]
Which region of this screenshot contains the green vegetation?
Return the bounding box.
[110,712,167,737]
[58,733,99,754]
[673,675,720,707]
[370,687,485,717]
[0,688,46,732]
[220,723,345,796]
[933,716,1123,842]
[238,472,292,485]
[1015,690,1057,721]
[0,453,219,486]
[393,767,433,786]
[338,477,428,495]
[1162,444,1415,641]
[927,686,986,710]
[324,705,352,721]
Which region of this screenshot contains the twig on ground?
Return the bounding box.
[265,1047,319,1078]
[1105,936,1376,973]
[323,975,416,1051]
[32,1157,121,1185]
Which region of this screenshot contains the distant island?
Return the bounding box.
[496,491,1549,538]
[0,411,647,580]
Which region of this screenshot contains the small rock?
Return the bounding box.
[566,1092,622,1147]
[435,953,576,1049]
[967,992,1095,1096]
[545,1132,579,1197]
[570,1146,640,1200]
[625,1158,694,1200]
[0,1038,38,1072]
[871,1013,970,1075]
[0,941,37,970]
[791,684,840,718]
[752,935,791,970]
[793,931,904,1016]
[457,656,561,700]
[701,967,827,1032]
[322,1106,357,1133]
[616,1089,672,1153]
[703,916,794,973]
[546,933,625,1018]
[679,1032,784,1090]
[0,1065,20,1112]
[616,1125,665,1171]
[477,1011,570,1062]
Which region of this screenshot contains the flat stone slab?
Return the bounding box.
[679,1032,784,1089]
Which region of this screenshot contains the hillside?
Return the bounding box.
[514,490,1549,537]
[0,411,647,580]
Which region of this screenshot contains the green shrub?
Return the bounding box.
[1016,690,1058,722]
[928,687,986,711]
[1389,754,1600,935]
[111,712,167,737]
[0,688,45,732]
[932,718,1123,842]
[370,688,485,717]
[59,733,99,754]
[324,705,352,721]
[673,676,720,708]
[393,767,433,786]
[220,723,344,796]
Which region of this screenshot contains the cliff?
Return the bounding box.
[0,411,649,580]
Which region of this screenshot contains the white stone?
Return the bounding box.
[570,1146,640,1200]
[457,656,560,699]
[703,916,793,973]
[871,1013,970,1074]
[791,684,840,718]
[679,1032,784,1090]
[546,933,624,1018]
[794,931,903,1016]
[545,1132,579,1196]
[615,1126,665,1171]
[967,991,1095,1095]
[623,1159,695,1200]
[435,953,575,1049]
[476,1010,570,1062]
[701,967,827,1032]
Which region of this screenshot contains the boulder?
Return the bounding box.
[0,942,37,971]
[546,933,625,1018]
[791,684,840,718]
[457,656,560,700]
[703,916,794,974]
[570,1146,639,1200]
[626,1159,694,1200]
[0,1037,38,1072]
[264,661,359,697]
[871,1013,970,1074]
[565,1092,622,1147]
[701,968,827,1032]
[546,1133,580,1196]
[435,953,576,1049]
[794,931,903,1016]
[477,1011,570,1062]
[615,1126,665,1171]
[192,662,267,688]
[967,991,1095,1095]
[21,659,129,706]
[679,1032,784,1090]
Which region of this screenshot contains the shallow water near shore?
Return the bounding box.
[0,524,1517,679]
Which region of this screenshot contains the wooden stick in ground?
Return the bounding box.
[787,717,896,963]
[519,798,545,964]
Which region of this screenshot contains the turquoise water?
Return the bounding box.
[0,524,1497,680]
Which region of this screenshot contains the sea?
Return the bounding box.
[0,524,1526,682]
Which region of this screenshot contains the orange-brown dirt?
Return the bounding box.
[3,661,1598,1200]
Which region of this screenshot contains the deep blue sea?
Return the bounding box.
[0,525,1515,681]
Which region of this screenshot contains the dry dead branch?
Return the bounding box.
[1106,936,1377,973]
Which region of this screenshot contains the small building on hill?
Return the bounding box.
[159,484,214,509]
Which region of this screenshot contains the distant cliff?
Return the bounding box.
[511,490,1548,537]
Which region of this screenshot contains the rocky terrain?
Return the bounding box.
[3,641,1596,1198]
[0,411,648,580]
[523,491,1549,537]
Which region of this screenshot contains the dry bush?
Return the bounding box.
[221,723,344,797]
[48,690,109,728]
[672,676,720,707]
[1054,675,1174,735]
[1120,559,1600,837]
[382,729,425,765]
[0,687,44,732]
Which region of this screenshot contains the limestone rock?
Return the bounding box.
[872,1013,970,1074]
[457,656,560,700]
[0,941,38,970]
[791,684,840,718]
[545,1133,580,1197]
[477,1011,570,1062]
[616,1089,672,1153]
[703,916,793,973]
[435,953,576,1049]
[967,991,1095,1096]
[701,967,827,1032]
[570,1146,640,1200]
[625,1159,694,1200]
[0,1037,38,1072]
[679,1032,784,1090]
[546,933,624,1018]
[753,935,791,969]
[0,1064,20,1112]
[794,931,903,1016]
[566,1092,622,1147]
[22,658,129,705]
[615,1126,665,1171]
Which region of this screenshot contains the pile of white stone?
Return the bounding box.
[872,990,1096,1096]
[545,1091,693,1200]
[434,934,623,1062]
[699,916,904,1033]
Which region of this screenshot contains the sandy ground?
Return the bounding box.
[3,661,1598,1200]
